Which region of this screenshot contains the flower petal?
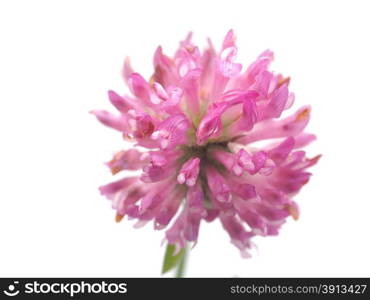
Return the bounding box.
[90,110,129,132]
[236,106,311,144]
[151,114,190,150]
[177,157,201,187]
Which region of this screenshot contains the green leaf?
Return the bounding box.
[161,244,185,275]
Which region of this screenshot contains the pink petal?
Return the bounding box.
[106,149,146,174]
[128,73,151,102]
[222,29,236,50]
[151,113,190,150]
[108,90,131,113]
[262,83,289,119]
[122,57,134,84]
[267,136,296,164]
[236,106,311,144]
[196,106,226,144]
[99,177,138,199]
[90,110,129,132]
[177,157,201,187]
[206,167,232,203]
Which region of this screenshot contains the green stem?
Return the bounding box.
[175,245,188,278]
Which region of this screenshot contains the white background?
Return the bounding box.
[1,0,369,277]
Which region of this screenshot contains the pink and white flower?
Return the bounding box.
[92,30,320,257]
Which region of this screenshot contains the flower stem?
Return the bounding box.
[175,245,188,278]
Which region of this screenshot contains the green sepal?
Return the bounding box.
[161,244,185,274]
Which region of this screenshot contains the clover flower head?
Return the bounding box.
[92,30,320,257]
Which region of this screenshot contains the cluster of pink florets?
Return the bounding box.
[92,30,319,256]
